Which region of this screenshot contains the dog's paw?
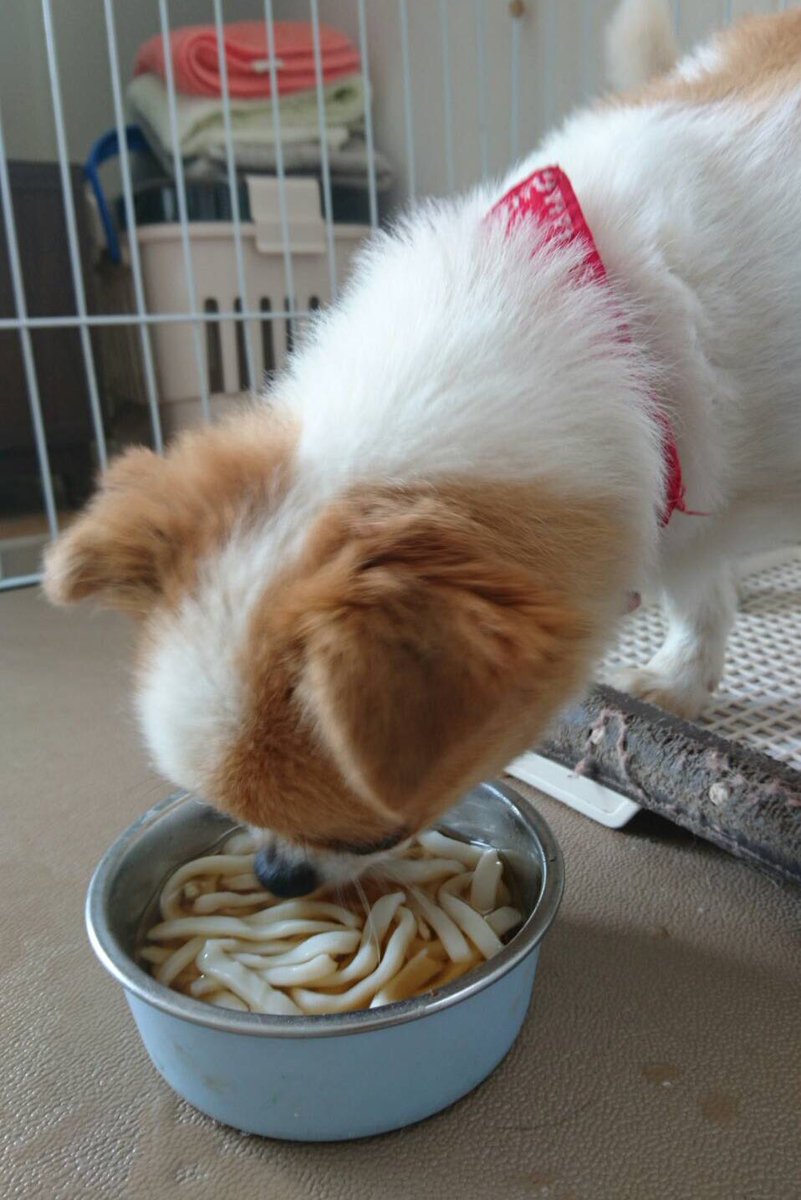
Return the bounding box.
[606,666,713,721]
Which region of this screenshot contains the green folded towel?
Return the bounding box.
[128,71,365,159]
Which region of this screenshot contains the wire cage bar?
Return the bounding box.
[0,0,798,591]
[103,0,166,446]
[156,0,210,427]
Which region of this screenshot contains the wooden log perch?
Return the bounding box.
[537,685,801,886]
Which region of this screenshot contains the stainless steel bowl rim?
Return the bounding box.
[86,781,564,1039]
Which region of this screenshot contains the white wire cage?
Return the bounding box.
[1,0,796,592]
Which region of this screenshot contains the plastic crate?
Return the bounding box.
[84,129,368,439]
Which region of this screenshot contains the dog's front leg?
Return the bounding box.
[611,551,736,721]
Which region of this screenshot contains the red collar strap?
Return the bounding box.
[489,166,693,526]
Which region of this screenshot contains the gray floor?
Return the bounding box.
[2,586,800,1200]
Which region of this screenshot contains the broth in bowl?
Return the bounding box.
[140,829,522,1016]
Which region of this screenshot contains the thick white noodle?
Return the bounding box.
[469,849,503,913]
[313,892,405,987]
[197,940,302,1015]
[384,857,464,883]
[139,945,170,964]
[371,948,441,1008]
[261,953,338,987]
[225,873,260,891]
[192,890,271,913]
[149,916,348,941]
[233,930,360,968]
[145,832,522,1015]
[208,990,250,1011]
[159,854,259,918]
[292,908,417,1015]
[437,889,503,960]
[244,899,360,929]
[485,906,523,937]
[417,831,484,866]
[415,913,432,941]
[189,974,219,997]
[155,935,206,987]
[408,885,473,963]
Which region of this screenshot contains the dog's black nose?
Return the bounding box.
[254,846,319,898]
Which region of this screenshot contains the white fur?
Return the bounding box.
[675,39,725,83]
[136,481,326,792]
[136,593,244,795]
[605,0,678,91]
[286,206,663,529]
[139,0,801,799]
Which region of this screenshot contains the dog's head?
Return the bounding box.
[44,411,626,893]
[45,193,660,892]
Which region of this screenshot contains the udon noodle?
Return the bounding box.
[140,830,523,1016]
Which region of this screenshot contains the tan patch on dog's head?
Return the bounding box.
[43,410,297,616]
[48,438,630,855]
[211,480,627,847]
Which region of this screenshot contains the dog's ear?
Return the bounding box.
[44,415,296,614]
[295,500,592,820]
[43,447,176,614]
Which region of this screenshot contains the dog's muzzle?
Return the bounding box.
[254,845,319,898]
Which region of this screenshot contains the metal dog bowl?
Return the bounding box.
[86,780,564,1141]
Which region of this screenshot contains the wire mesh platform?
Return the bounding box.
[603,549,801,773]
[510,549,801,884]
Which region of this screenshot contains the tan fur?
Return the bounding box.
[43,410,297,616]
[619,10,801,109]
[212,480,628,846]
[43,422,629,852]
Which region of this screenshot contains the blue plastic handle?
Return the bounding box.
[84,126,150,263]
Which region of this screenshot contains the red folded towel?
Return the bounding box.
[135,20,361,99]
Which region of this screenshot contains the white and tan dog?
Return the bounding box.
[46,2,801,892]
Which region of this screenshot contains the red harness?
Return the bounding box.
[489,166,691,526]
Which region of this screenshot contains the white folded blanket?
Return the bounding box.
[127,71,364,158]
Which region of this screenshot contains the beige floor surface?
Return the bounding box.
[1,587,799,1200]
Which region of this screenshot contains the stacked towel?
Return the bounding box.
[128,21,392,196]
[134,21,361,98]
[129,72,362,161]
